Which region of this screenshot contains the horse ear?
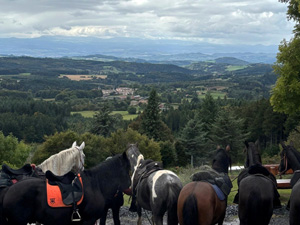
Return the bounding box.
[244,141,249,148]
[281,142,286,149]
[255,139,261,153]
[226,145,230,152]
[72,141,77,148]
[122,151,128,160]
[79,142,85,151]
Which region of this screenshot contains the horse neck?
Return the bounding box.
[247,146,261,167]
[288,150,300,171]
[38,148,81,175]
[83,160,125,198]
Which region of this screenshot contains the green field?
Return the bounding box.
[71,110,138,120]
[226,65,248,71]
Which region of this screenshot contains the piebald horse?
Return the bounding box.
[127,144,183,225]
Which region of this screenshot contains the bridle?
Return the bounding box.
[278,152,288,176]
[75,146,85,173]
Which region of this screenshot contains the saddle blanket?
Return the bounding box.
[211,184,225,201]
[46,175,84,208]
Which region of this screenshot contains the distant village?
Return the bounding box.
[101,87,167,111]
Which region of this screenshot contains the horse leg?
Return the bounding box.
[99,206,109,225]
[137,206,142,225]
[112,205,121,225]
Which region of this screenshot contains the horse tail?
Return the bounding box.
[167,182,182,225]
[182,194,198,225]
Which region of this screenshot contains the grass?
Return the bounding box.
[71,110,139,120]
[123,166,292,208]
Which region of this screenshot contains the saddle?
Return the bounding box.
[46,170,83,207]
[0,164,36,187]
[191,166,232,196]
[132,159,163,193]
[233,164,281,208]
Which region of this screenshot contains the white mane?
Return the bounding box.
[37,141,85,176]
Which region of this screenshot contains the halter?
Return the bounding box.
[278,153,288,176]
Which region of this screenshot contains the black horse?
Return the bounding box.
[237,141,281,225]
[177,145,232,225]
[279,142,300,225]
[244,140,262,168]
[2,152,131,225]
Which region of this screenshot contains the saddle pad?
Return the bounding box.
[211,184,225,201]
[46,175,84,208]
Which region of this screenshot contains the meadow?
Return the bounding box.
[71,110,139,120]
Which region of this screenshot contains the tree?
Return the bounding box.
[178,119,208,167]
[139,88,173,142]
[210,110,249,162]
[279,0,300,35]
[270,38,300,114]
[90,104,123,137]
[0,132,31,168]
[141,89,161,140]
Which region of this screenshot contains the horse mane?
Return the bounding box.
[38,146,83,175]
[245,141,262,167]
[286,145,300,167]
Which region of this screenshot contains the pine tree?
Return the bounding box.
[178,119,208,167]
[210,110,249,162]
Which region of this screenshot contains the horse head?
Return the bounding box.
[212,145,231,174]
[126,143,144,175]
[74,141,85,172]
[279,142,300,174]
[244,140,262,168]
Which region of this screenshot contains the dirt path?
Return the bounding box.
[104,205,289,225]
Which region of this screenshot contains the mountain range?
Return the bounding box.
[0,36,278,64]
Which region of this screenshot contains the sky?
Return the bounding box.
[0,0,295,46]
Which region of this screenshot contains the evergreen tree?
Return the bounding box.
[178,119,208,167]
[90,104,123,137]
[141,89,161,141]
[210,110,249,162]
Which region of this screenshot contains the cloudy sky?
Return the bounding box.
[0,0,295,45]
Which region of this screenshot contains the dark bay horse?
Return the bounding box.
[237,141,281,225]
[127,144,182,225]
[2,152,131,225]
[279,142,300,225]
[177,146,232,225]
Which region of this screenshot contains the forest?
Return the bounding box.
[0,55,299,170]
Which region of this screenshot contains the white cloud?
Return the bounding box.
[0,0,295,44]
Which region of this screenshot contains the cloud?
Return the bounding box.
[0,0,294,45]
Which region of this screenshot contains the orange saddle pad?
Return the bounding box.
[46,175,84,208]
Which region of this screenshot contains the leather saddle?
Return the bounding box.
[0,164,36,187]
[46,170,83,206]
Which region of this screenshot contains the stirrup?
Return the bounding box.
[71,209,81,222]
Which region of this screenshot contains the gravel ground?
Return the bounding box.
[104,204,289,225]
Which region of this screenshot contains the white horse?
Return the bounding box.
[32,141,85,225]
[37,141,85,176]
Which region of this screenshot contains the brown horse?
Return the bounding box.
[177,146,232,225]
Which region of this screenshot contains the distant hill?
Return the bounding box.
[0,36,278,64]
[214,57,249,65]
